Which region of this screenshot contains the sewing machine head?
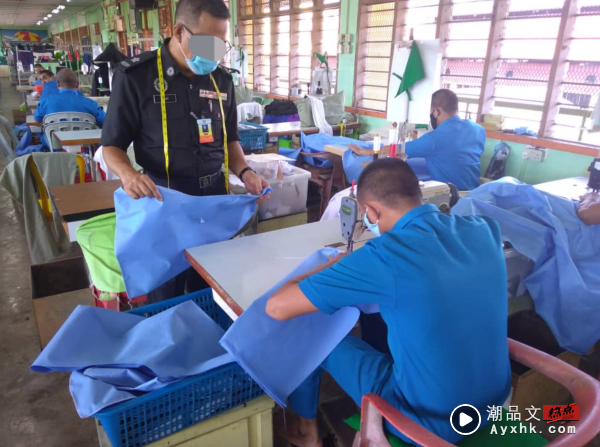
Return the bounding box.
[588,158,600,192]
[420,180,459,214]
[340,184,363,252]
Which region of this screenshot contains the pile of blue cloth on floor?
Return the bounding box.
[31,300,233,417]
[452,177,600,354]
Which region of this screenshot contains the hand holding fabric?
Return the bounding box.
[121,172,162,201]
[578,192,600,226]
[243,170,271,203]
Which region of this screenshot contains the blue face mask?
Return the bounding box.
[363,207,381,237]
[178,34,219,76]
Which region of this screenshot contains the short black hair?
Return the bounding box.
[40,70,54,77]
[432,89,459,114]
[175,0,230,25]
[34,63,44,68]
[357,158,422,208]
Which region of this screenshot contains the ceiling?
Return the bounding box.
[0,0,99,29]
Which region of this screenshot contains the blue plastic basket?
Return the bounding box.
[238,121,268,152]
[94,289,264,447]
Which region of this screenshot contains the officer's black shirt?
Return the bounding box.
[100,38,240,179]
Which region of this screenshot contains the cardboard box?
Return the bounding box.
[31,256,93,349]
[508,311,580,409]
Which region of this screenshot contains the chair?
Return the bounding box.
[0,115,18,163]
[299,151,348,217]
[352,338,600,447]
[42,112,97,151]
[29,154,86,222]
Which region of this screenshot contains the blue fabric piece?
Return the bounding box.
[406,157,431,181]
[452,177,600,353]
[220,248,367,408]
[301,133,371,169]
[34,89,106,126]
[40,79,59,101]
[405,116,485,190]
[31,301,233,417]
[515,127,537,136]
[114,186,271,298]
[279,147,300,165]
[342,150,372,184]
[17,144,47,156]
[14,124,32,155]
[299,204,512,445]
[32,80,42,86]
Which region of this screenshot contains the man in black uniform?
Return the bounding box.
[101,0,270,301]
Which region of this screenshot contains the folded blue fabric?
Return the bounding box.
[31,301,234,417]
[300,133,373,169]
[452,177,600,353]
[220,248,377,407]
[114,186,270,298]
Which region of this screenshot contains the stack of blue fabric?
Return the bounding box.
[453,177,600,354]
[31,301,233,417]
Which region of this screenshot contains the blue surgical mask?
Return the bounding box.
[178,31,219,76]
[363,207,381,237]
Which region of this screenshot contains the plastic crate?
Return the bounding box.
[238,121,268,152]
[94,289,264,447]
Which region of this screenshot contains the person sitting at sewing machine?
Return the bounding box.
[39,70,59,99]
[34,68,105,127]
[349,89,485,191]
[266,158,511,447]
[29,63,44,85]
[579,192,600,225]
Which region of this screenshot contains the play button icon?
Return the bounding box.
[450,405,481,436]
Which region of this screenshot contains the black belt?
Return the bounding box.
[148,169,222,189]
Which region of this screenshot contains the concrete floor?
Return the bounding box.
[0,78,98,447]
[1,76,599,447]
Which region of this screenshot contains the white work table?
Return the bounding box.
[26,115,42,126]
[53,129,102,146]
[186,219,371,321]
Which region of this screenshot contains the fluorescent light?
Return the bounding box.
[58,5,65,9]
[52,9,59,13]
[43,17,48,20]
[47,13,52,17]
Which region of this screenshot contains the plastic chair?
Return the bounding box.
[353,338,600,447]
[28,154,86,222]
[299,151,347,217]
[42,112,97,151]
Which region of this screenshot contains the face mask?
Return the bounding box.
[363,207,381,237]
[430,112,438,130]
[178,31,219,76]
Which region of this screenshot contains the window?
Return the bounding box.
[353,0,600,145]
[238,0,340,94]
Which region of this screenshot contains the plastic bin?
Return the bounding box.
[238,121,268,152]
[94,289,264,447]
[258,165,311,220]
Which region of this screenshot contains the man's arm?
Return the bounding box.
[266,252,347,320]
[578,192,600,225]
[34,101,45,123]
[404,133,436,158]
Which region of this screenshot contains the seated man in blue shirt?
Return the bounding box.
[351,89,486,191]
[266,158,511,447]
[34,68,105,126]
[39,70,59,99]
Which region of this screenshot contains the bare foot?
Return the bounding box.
[274,409,323,447]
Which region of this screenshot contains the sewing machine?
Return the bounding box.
[589,158,600,192]
[340,180,459,250]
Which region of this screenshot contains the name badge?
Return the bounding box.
[199,89,227,101]
[198,118,214,144]
[153,94,177,103]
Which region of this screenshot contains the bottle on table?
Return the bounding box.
[316,81,323,95]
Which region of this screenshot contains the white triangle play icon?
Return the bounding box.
[459,413,473,427]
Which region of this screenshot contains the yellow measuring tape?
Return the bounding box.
[338,122,347,136]
[157,46,228,192]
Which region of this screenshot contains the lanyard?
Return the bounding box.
[156,46,229,192]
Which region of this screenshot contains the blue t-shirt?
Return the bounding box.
[299,204,511,443]
[406,116,485,191]
[35,89,105,126]
[40,79,60,101]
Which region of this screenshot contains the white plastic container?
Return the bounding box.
[258,165,311,220]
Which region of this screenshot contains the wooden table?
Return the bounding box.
[186,219,373,321]
[264,121,360,138]
[49,180,121,241]
[26,115,42,127]
[16,85,34,92]
[53,129,102,146]
[324,144,349,157]
[535,176,590,200]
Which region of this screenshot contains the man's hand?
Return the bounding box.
[326,251,348,267]
[349,144,373,156]
[578,192,600,225]
[243,170,271,204]
[121,172,163,201]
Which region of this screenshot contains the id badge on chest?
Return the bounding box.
[197,118,214,144]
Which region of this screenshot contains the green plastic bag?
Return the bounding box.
[77,212,126,294]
